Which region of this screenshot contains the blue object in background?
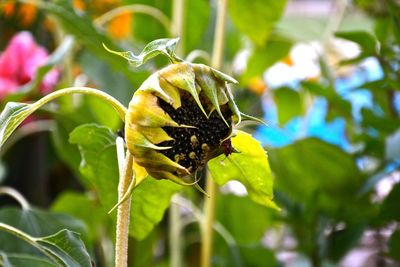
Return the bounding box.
[255,57,385,150]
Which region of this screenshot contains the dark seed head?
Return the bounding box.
[156,92,232,174]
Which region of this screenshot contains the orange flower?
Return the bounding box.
[107,12,133,40]
[2,2,15,18]
[281,55,294,67]
[18,3,37,27]
[72,0,86,12]
[248,77,267,95]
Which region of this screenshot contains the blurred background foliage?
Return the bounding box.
[0,0,400,266]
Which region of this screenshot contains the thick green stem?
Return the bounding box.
[211,0,227,70]
[201,173,219,267]
[115,151,134,267]
[33,87,127,121]
[201,1,227,266]
[169,196,183,267]
[172,0,185,54]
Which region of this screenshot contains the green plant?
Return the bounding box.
[0,2,276,266]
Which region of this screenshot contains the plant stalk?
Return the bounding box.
[94,4,171,33]
[169,196,183,267]
[0,187,31,210]
[201,0,227,266]
[32,87,127,121]
[201,172,219,267]
[211,0,227,70]
[115,151,134,267]
[172,0,185,54]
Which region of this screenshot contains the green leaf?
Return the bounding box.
[36,230,92,267]
[268,138,366,215]
[86,97,121,131]
[0,253,55,267]
[130,178,181,240]
[0,102,32,147]
[0,224,91,267]
[238,245,276,267]
[69,124,119,208]
[378,183,400,222]
[388,230,400,261]
[130,1,170,45]
[0,87,126,148]
[216,194,278,244]
[208,131,277,209]
[361,108,400,134]
[51,192,110,244]
[0,206,91,267]
[273,87,302,125]
[0,207,88,255]
[184,0,211,54]
[228,0,287,46]
[0,161,5,183]
[242,36,292,83]
[103,38,181,67]
[37,0,136,84]
[335,31,378,55]
[326,224,365,261]
[69,123,182,240]
[78,51,145,107]
[51,116,86,174]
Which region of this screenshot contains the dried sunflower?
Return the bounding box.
[125,61,241,185]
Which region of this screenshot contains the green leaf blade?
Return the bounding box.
[268,138,366,216]
[36,230,92,267]
[69,123,182,240]
[103,38,181,67]
[208,131,277,209]
[69,123,119,207]
[228,0,287,46]
[130,178,181,240]
[0,102,32,147]
[0,253,56,267]
[242,36,292,83]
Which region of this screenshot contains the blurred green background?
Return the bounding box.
[0,0,400,266]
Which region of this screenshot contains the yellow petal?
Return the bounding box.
[128,91,179,127]
[134,150,188,173]
[133,161,148,186]
[138,73,173,105]
[160,62,207,117]
[159,76,181,109]
[132,124,173,144]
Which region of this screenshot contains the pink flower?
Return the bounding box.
[0,31,60,100]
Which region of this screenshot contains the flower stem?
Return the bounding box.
[115,151,134,267]
[0,187,30,210]
[211,0,228,70]
[201,172,219,267]
[94,4,171,33]
[201,1,228,266]
[35,87,127,121]
[172,0,185,54]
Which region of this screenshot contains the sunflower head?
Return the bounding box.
[125,62,241,184]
